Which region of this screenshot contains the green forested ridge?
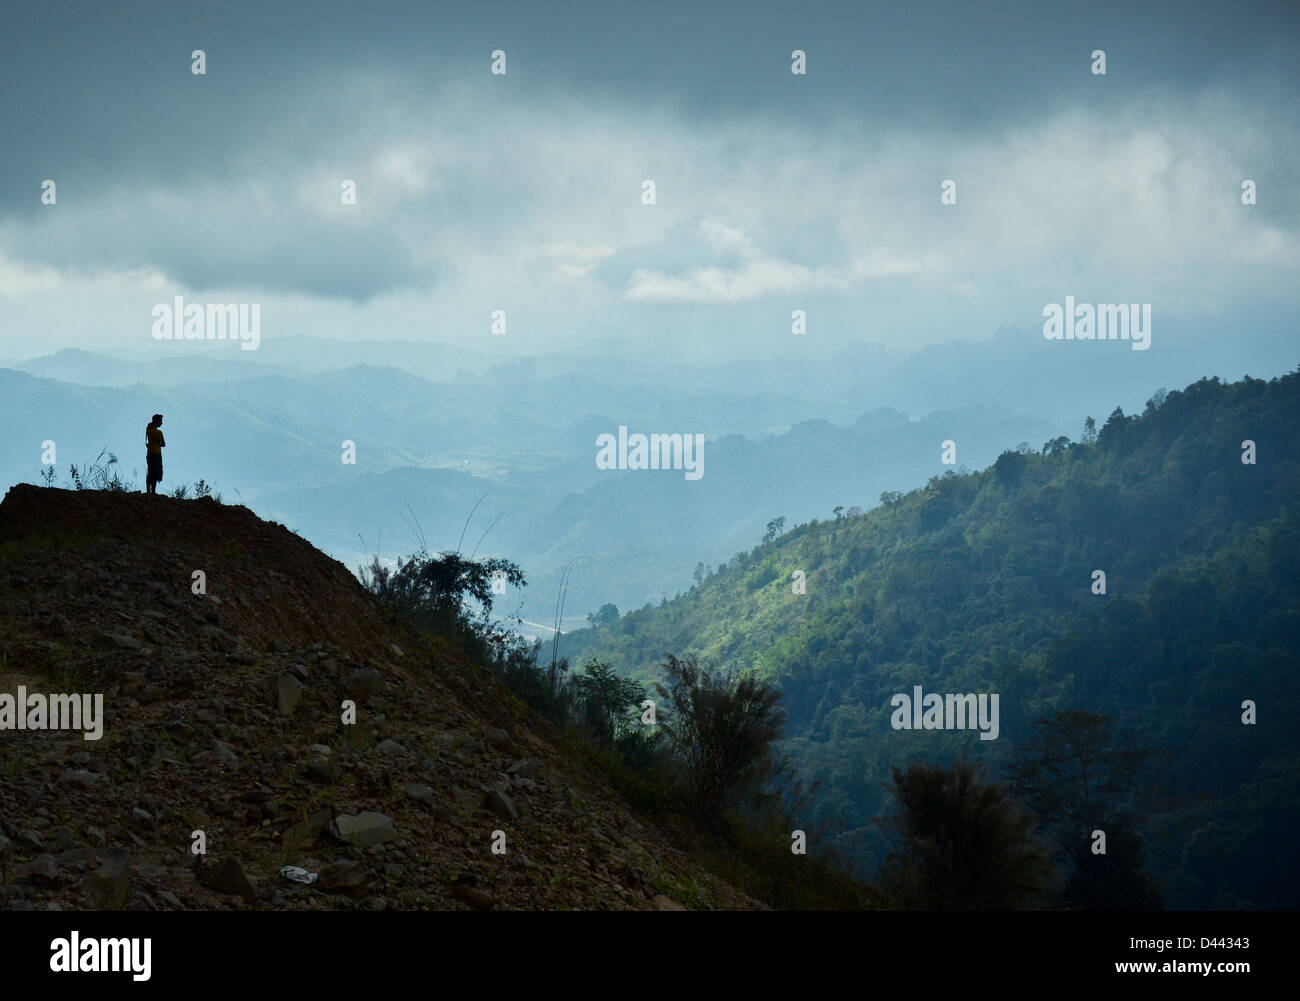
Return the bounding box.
[561,371,1300,908]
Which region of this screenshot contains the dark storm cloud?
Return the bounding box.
[0,0,1295,327]
[4,0,1296,183]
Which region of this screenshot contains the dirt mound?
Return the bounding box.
[0,484,758,911]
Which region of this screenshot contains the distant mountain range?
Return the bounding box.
[6,329,1291,630]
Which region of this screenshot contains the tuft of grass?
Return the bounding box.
[65,449,134,492]
[651,873,705,909]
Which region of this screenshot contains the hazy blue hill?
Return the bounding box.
[0,368,405,498]
[226,335,505,382]
[255,465,541,559]
[13,348,299,387]
[236,395,1058,629]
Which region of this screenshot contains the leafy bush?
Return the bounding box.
[653,653,786,831]
[362,550,524,619]
[572,658,644,747]
[878,757,1055,910]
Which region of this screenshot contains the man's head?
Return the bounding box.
[151,414,163,427]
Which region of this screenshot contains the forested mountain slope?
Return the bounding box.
[562,371,1300,908]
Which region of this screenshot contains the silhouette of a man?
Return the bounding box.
[145,414,165,494]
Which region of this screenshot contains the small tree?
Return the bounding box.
[362,550,524,619]
[572,659,644,746]
[586,602,620,628]
[994,449,1027,489]
[1042,435,1072,457]
[653,654,786,833]
[1009,710,1161,909]
[879,758,1055,910]
[1100,406,1128,442]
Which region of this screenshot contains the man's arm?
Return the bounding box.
[159,433,165,448]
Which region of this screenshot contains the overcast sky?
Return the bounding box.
[1,0,1297,364]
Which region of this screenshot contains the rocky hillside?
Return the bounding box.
[0,483,759,911]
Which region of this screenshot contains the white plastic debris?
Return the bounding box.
[279,865,318,884]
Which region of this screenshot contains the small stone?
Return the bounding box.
[18,830,45,850]
[482,786,517,821]
[506,759,541,779]
[274,675,303,717]
[131,808,153,822]
[200,624,241,652]
[330,812,397,849]
[304,761,342,784]
[485,728,520,755]
[196,858,258,902]
[58,769,106,789]
[105,633,143,650]
[374,739,405,755]
[346,667,384,698]
[86,849,131,910]
[452,884,498,911]
[319,860,368,898]
[210,739,239,767]
[29,855,61,887]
